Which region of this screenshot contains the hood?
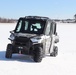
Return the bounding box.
[14,33,38,38]
[14,33,44,44]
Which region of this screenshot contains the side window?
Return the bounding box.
[16,20,22,32]
[45,22,51,35]
[52,23,56,34]
[54,23,56,34]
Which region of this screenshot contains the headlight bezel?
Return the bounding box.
[9,33,15,41]
[31,37,42,44]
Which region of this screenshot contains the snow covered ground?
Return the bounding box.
[0,23,76,75]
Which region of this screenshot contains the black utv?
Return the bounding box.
[5,16,59,62]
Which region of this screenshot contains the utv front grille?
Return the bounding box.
[14,37,32,47]
[15,42,27,46]
[15,37,30,43]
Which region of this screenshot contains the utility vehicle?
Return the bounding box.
[5,16,59,62]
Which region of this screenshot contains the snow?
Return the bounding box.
[0,23,76,75]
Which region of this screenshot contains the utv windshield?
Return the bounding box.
[15,18,46,34]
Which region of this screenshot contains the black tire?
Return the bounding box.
[50,46,58,57]
[5,44,13,58]
[33,47,43,62]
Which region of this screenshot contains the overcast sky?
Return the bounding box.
[0,0,76,19]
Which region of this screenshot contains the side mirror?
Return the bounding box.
[10,30,14,34]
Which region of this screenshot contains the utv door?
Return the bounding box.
[45,22,56,54]
[45,22,52,54]
[49,22,57,53]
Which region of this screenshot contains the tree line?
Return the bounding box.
[0,17,17,23]
[0,14,76,23]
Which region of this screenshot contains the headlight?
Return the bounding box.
[9,33,15,41]
[31,37,41,44]
[31,38,39,43]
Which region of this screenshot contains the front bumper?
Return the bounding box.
[12,37,33,54]
[13,45,30,54]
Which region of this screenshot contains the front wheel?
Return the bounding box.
[5,44,13,58]
[33,47,43,62]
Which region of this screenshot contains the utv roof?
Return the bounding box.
[25,16,49,19]
[19,16,52,21]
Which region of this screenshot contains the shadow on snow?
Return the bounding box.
[0,51,35,63]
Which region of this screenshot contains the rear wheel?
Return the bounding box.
[5,44,13,58]
[33,47,43,62]
[50,46,58,57]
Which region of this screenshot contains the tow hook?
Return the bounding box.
[19,50,21,54]
[18,47,23,54]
